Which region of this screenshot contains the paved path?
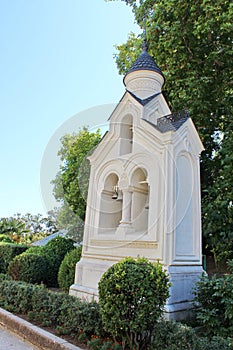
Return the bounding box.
[0,326,40,350]
[0,308,83,350]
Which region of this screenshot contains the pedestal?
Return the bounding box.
[164,265,204,320]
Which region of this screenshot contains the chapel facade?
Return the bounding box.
[70,45,204,319]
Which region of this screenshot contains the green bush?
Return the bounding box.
[149,320,232,350]
[58,246,82,292]
[193,262,233,338]
[0,243,29,273]
[98,257,170,350]
[19,237,75,287]
[8,253,47,284]
[43,236,75,287]
[0,234,14,243]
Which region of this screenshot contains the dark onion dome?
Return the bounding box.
[124,50,164,78]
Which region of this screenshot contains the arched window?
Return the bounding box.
[131,168,149,233]
[120,115,133,155]
[98,173,122,232]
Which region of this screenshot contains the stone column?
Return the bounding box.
[120,189,132,225]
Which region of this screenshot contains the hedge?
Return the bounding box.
[0,278,231,350]
[0,278,104,340]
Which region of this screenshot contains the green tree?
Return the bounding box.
[108,0,233,264]
[0,213,59,244]
[202,121,233,266]
[52,127,102,241]
[0,217,29,243]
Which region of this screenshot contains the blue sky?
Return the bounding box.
[0,1,139,217]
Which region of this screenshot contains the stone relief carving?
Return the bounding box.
[128,79,159,91]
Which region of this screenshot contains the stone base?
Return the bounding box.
[70,259,204,321]
[69,257,116,302]
[164,265,204,320]
[69,284,98,302]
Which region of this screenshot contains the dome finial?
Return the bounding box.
[142,26,148,52]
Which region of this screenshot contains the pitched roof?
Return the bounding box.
[31,230,67,246]
[143,110,190,133]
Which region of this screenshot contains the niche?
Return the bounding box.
[98,173,122,232]
[120,115,133,155]
[131,168,149,233]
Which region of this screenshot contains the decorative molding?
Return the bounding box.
[90,239,158,249]
[128,79,160,91]
[129,185,148,194]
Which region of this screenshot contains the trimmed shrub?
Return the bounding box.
[8,253,47,284]
[98,257,170,350]
[58,246,82,292]
[0,243,29,273]
[193,264,233,338]
[0,234,14,243]
[0,279,37,313]
[43,236,75,287]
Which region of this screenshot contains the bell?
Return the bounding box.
[112,191,118,200]
[116,190,123,201]
[112,186,118,200]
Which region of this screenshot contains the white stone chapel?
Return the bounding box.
[70,44,204,319]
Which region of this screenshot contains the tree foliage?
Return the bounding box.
[52,127,102,241]
[108,0,233,264]
[0,217,29,243]
[0,213,59,244]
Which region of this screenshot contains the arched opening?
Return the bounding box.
[99,173,122,232]
[131,168,149,233]
[120,115,133,155]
